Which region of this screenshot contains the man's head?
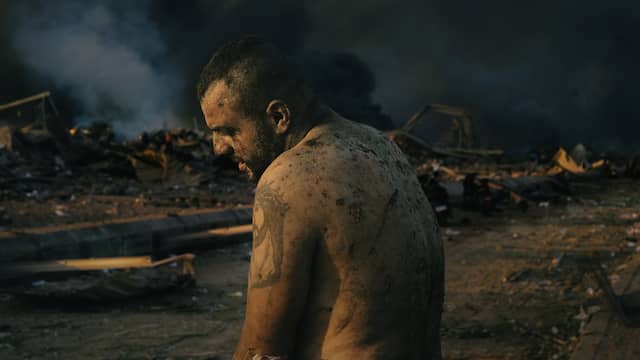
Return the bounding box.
[197,36,315,182]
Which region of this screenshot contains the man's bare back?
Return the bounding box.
[250,112,444,359]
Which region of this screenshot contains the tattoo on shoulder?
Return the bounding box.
[250,183,289,288]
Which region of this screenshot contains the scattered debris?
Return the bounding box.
[504,268,534,282]
[3,94,640,359]
[444,228,461,237]
[0,115,253,230]
[384,110,631,220]
[548,147,586,175]
[387,104,503,162]
[627,223,640,237]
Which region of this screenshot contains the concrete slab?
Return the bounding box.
[0,207,252,262]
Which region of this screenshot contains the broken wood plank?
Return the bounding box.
[156,224,253,253]
[1,254,195,277]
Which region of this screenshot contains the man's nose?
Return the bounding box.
[212,134,232,156]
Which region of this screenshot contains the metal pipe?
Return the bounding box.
[0,92,51,112]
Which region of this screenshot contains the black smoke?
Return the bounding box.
[303,0,640,153]
[1,0,639,153]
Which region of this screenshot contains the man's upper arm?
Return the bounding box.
[234,174,319,359]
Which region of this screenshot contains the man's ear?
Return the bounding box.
[265,100,290,134]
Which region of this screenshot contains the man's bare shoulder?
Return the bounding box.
[258,141,324,191]
[259,119,346,188]
[258,116,412,212]
[255,136,334,222]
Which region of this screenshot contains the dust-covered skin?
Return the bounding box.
[201,81,283,182]
[236,110,444,359]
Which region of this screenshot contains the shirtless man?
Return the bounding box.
[197,37,444,360]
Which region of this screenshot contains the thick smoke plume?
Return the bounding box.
[304,0,640,153]
[9,1,180,136]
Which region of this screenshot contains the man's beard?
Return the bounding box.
[243,121,283,184]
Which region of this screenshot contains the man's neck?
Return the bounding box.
[283,105,333,151]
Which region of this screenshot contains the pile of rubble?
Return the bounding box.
[3,93,639,228]
[0,120,246,202]
[385,104,640,224]
[0,92,255,231]
[403,144,640,224]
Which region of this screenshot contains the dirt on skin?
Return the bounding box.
[0,178,638,359]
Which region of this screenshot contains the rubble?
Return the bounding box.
[0,127,12,150]
[0,92,67,153]
[387,104,504,163]
[379,105,637,224]
[402,140,638,219]
[0,116,253,231]
[3,95,636,231]
[3,94,640,359]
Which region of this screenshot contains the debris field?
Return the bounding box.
[2,96,640,359]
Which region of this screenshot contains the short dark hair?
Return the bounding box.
[197,36,313,118]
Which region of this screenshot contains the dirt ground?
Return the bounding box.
[0,172,255,232]
[1,178,639,359]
